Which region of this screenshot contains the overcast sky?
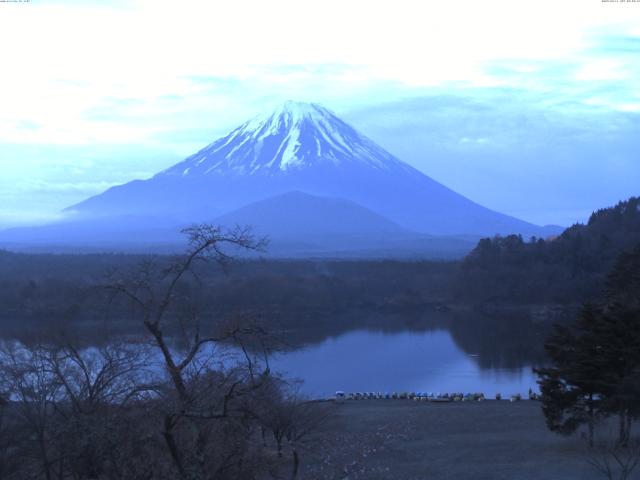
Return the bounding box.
[0,0,639,228]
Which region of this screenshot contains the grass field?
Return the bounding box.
[300,400,619,479]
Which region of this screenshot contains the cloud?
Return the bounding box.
[588,33,640,54]
[344,93,640,226]
[0,1,639,227]
[17,180,121,194]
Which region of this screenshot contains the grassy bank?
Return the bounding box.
[301,400,609,479]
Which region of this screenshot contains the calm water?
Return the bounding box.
[1,311,547,400]
[270,329,539,398]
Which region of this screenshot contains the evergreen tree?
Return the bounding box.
[536,244,640,445]
[535,304,606,446]
[602,245,640,444]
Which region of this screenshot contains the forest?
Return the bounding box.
[0,197,638,342]
[454,197,640,304]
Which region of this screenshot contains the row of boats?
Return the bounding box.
[335,391,540,402]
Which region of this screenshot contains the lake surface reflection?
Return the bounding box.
[271,329,539,398]
[1,309,551,400]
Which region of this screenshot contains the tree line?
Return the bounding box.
[455,197,640,304]
[0,250,456,342]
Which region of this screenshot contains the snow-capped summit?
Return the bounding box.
[159,101,416,177]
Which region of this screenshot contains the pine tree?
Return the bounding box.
[601,245,640,444]
[536,244,640,445]
[535,304,606,446]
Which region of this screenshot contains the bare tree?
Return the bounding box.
[0,225,328,480]
[283,399,332,480]
[0,384,19,479]
[0,334,160,480]
[104,224,280,479]
[0,340,62,480]
[586,440,640,480]
[245,377,332,480]
[45,337,156,479]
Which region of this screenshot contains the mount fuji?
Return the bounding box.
[1,101,560,255]
[66,101,553,238]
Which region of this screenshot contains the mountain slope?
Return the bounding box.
[66,101,554,237]
[211,191,476,257]
[0,191,477,257]
[213,191,408,238]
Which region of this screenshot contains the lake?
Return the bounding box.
[270,327,540,398]
[0,310,549,400]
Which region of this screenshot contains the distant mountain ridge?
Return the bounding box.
[66,101,558,237]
